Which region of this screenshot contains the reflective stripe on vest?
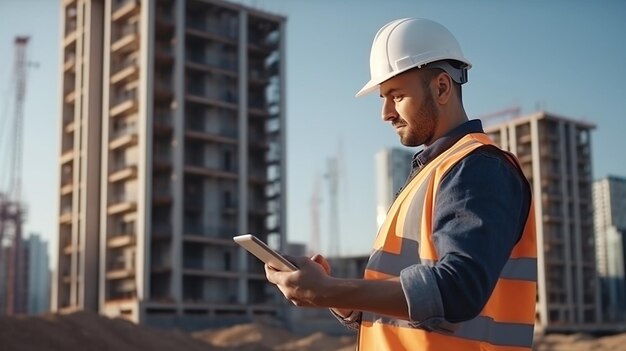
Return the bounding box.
[358,133,537,351]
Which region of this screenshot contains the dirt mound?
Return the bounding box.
[0,312,356,351]
[193,322,355,351]
[193,323,294,350]
[4,311,626,351]
[0,311,221,351]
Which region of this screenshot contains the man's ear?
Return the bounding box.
[434,72,453,105]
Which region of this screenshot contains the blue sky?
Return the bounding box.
[1,0,625,261]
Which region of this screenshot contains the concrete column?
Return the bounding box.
[137,0,156,322]
[278,20,287,254]
[530,116,548,327]
[236,10,249,305]
[172,0,186,310]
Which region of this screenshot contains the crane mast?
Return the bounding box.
[0,36,30,316]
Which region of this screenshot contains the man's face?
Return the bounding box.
[379,70,438,147]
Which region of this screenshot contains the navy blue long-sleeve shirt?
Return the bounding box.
[334,119,531,330]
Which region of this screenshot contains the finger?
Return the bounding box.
[310,254,331,274]
[265,264,281,284]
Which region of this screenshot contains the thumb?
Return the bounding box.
[310,254,331,275]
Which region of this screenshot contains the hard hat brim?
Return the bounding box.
[355,79,380,98]
[355,68,404,98]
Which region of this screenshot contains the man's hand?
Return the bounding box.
[265,254,335,307]
[310,254,331,274]
[308,254,354,318]
[265,254,409,319]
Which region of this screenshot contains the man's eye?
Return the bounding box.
[393,96,403,102]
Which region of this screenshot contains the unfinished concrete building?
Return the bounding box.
[484,111,600,331]
[53,0,286,328]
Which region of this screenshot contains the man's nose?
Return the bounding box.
[382,98,398,122]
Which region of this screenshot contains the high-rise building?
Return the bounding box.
[593,176,626,322]
[484,111,600,331]
[53,0,286,329]
[26,233,51,315]
[374,148,414,229]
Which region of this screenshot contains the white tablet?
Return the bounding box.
[233,234,298,272]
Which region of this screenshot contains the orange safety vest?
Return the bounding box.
[359,133,537,351]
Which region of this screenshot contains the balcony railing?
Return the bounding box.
[114,23,139,42]
[110,221,135,236]
[187,125,238,139]
[113,0,137,12]
[65,20,77,37]
[111,89,137,107]
[60,205,72,215]
[187,84,237,104]
[64,53,76,70]
[107,261,134,272]
[61,140,74,153]
[187,51,237,72]
[110,161,137,173]
[109,192,137,204]
[110,125,137,140]
[61,176,73,187]
[187,18,238,40]
[111,55,138,75]
[185,159,238,174]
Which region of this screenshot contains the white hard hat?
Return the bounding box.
[355,18,472,97]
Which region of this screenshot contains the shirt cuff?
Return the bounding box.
[329,309,361,331]
[400,265,462,333]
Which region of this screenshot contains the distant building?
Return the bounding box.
[485,111,600,331]
[593,176,626,322]
[26,233,50,315]
[375,148,414,229]
[285,242,307,257]
[54,0,287,329]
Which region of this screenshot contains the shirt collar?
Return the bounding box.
[412,119,485,171]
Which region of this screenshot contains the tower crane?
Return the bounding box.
[309,173,321,255]
[0,36,30,316]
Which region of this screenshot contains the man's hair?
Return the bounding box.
[419,67,463,101]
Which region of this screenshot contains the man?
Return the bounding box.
[266,18,537,351]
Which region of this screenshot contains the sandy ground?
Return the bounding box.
[1,311,625,351]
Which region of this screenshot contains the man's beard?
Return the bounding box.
[399,91,438,147]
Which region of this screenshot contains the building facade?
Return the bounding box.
[484,111,600,331]
[27,233,51,315]
[53,0,287,328]
[593,176,626,322]
[374,147,414,229]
